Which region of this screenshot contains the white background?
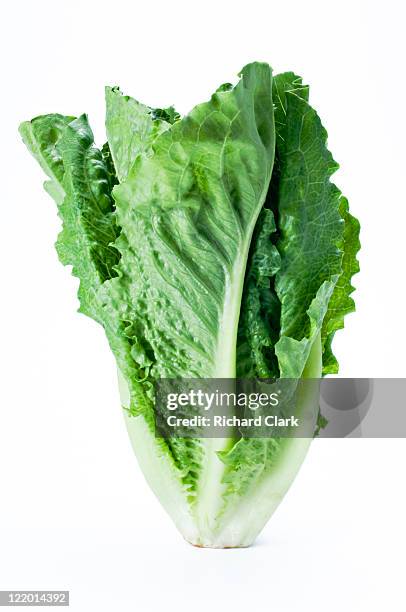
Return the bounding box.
[1,1,405,610]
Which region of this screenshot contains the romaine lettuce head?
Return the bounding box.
[19,63,359,547]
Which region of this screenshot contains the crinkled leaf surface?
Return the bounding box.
[321,197,360,374]
[105,62,276,382]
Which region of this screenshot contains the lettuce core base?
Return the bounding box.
[119,334,321,548]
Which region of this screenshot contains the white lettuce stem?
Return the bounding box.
[192,333,322,548]
[118,332,322,548]
[193,177,274,541]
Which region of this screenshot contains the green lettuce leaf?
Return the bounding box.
[217,72,345,534]
[103,63,276,528]
[236,207,281,378]
[105,86,178,183]
[106,62,275,382]
[20,113,153,414]
[56,116,121,318]
[321,197,361,374]
[19,113,74,205]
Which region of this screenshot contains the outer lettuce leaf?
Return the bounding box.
[242,71,359,378]
[20,113,151,414]
[271,73,359,375]
[321,197,360,374]
[104,63,276,536]
[20,110,195,535]
[272,84,344,376]
[217,73,343,536]
[274,93,343,340]
[19,114,74,205]
[105,62,275,382]
[105,86,177,183]
[236,73,310,381]
[56,116,121,320]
